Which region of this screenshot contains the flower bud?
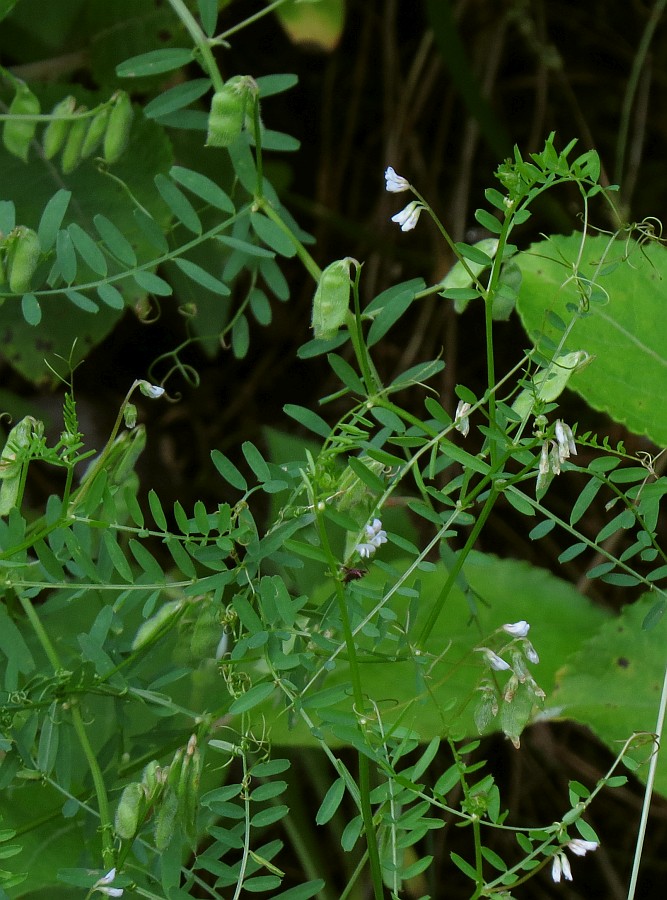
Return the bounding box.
[311,257,354,340]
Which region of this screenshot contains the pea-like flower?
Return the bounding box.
[356,517,387,559]
[138,380,165,399]
[391,200,423,232]
[551,838,598,883]
[555,419,577,461]
[476,647,511,672]
[93,868,123,897]
[384,166,410,193]
[502,620,530,638]
[454,400,472,437]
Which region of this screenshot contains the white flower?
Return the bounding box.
[567,838,598,857]
[454,400,471,437]
[502,620,530,638]
[555,419,577,461]
[93,869,123,897]
[524,640,539,665]
[355,518,387,559]
[385,166,410,193]
[476,647,511,672]
[138,380,165,399]
[391,200,423,232]
[539,441,550,475]
[551,851,572,883]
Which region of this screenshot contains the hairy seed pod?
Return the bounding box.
[114,781,144,840]
[103,91,133,164]
[7,226,41,294]
[154,787,179,851]
[42,96,76,160]
[81,106,110,159]
[183,743,202,846]
[60,111,88,174]
[205,76,256,148]
[3,84,40,161]
[311,258,354,340]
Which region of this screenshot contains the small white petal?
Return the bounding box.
[502,620,530,638]
[384,166,410,193]
[138,380,165,399]
[539,442,550,475]
[524,641,540,665]
[560,853,573,881]
[391,200,422,232]
[551,854,562,883]
[99,870,116,886]
[476,648,511,672]
[356,542,376,559]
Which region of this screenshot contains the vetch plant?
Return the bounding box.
[0,2,666,898]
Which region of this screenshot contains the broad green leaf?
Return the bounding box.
[256,74,298,97]
[229,681,276,714]
[20,293,41,325]
[516,234,667,445]
[272,0,345,51]
[211,449,248,492]
[96,282,124,309]
[551,594,667,794]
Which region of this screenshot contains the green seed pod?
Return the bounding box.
[311,257,354,340]
[183,742,202,846]
[42,96,76,160]
[60,111,88,174]
[3,83,40,161]
[205,76,256,148]
[7,226,41,294]
[81,106,110,159]
[154,787,179,851]
[131,599,182,651]
[114,781,144,840]
[166,746,185,790]
[103,91,134,164]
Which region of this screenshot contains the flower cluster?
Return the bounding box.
[552,839,599,883]
[355,517,387,559]
[537,419,577,491]
[385,166,423,232]
[474,620,545,745]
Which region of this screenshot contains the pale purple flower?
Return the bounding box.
[391,200,422,232]
[138,380,165,399]
[384,166,410,193]
[355,518,387,559]
[93,869,123,897]
[502,620,530,638]
[476,647,511,672]
[524,641,540,665]
[555,419,577,461]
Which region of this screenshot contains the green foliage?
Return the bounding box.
[0,4,665,900]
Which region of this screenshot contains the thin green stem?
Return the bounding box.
[166,0,224,92]
[313,512,384,900]
[71,704,114,868]
[417,489,499,646]
[258,200,322,281]
[627,660,667,899]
